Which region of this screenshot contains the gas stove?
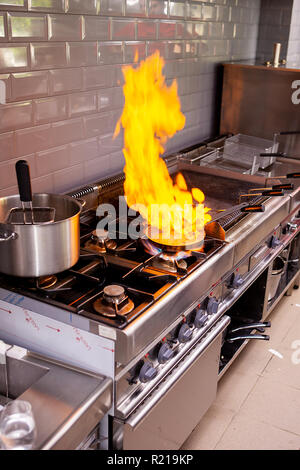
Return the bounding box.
[0,221,225,331]
[0,165,258,330]
[0,142,300,450]
[0,163,299,360]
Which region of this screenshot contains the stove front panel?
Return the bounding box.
[0,289,115,381]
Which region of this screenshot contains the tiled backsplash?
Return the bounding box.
[287,0,300,65]
[256,0,293,63]
[0,0,261,196]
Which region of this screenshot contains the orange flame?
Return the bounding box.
[114,51,211,246]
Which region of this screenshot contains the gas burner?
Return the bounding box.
[84,229,117,253]
[104,284,126,304]
[37,275,58,290]
[93,284,134,318]
[141,237,190,273]
[151,256,188,273]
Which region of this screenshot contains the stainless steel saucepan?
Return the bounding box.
[0,161,82,278]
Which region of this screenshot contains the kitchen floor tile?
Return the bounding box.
[262,344,300,390]
[181,404,234,450]
[221,339,273,377]
[266,295,300,347]
[214,369,260,413]
[238,376,300,436]
[214,412,300,450]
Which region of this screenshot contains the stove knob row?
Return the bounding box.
[178,323,193,343]
[231,273,244,289]
[194,309,208,329]
[207,297,219,314]
[270,235,281,249]
[158,343,175,364]
[139,362,158,383]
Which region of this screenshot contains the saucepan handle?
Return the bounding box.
[75,198,87,210]
[0,227,18,242]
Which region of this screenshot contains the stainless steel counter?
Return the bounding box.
[0,341,112,450]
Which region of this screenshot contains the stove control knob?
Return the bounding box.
[139,362,158,383]
[270,236,281,249]
[231,273,244,289]
[178,324,193,343]
[158,343,174,364]
[194,310,208,329]
[207,297,219,314]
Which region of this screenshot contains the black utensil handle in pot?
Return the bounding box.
[16,160,32,203]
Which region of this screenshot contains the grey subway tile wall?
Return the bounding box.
[256,0,293,63]
[287,0,300,65]
[0,0,261,195]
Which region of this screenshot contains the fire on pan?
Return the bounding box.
[114,52,214,256]
[113,52,277,257]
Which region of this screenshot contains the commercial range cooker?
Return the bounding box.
[0,137,300,450]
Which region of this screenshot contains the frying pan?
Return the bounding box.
[142,184,291,253]
[144,200,265,252]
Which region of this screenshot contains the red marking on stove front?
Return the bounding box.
[73,328,92,351]
[0,307,12,314]
[102,347,115,353]
[24,310,40,331]
[46,325,61,333]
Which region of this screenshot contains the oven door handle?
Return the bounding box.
[125,315,231,430]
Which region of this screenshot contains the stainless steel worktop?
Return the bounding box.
[0,340,112,450]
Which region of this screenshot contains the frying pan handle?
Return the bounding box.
[261,190,284,197]
[286,173,300,179]
[278,131,300,136]
[15,160,32,203]
[241,205,265,213]
[259,152,286,157]
[272,184,294,191]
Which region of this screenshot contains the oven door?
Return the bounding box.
[112,316,230,450]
